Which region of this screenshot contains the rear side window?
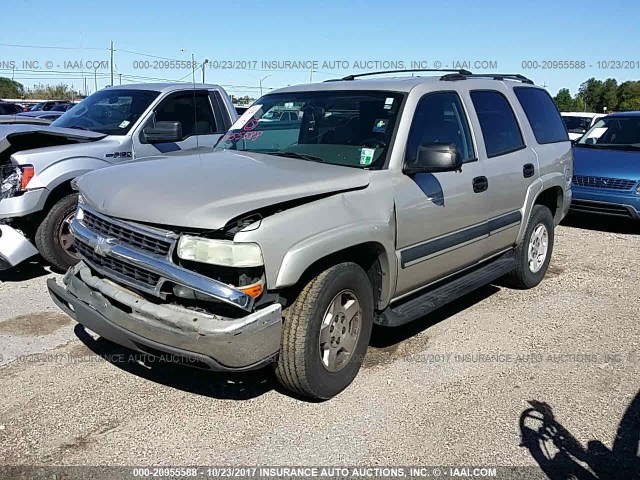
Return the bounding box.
[514,87,568,144]
[470,90,525,158]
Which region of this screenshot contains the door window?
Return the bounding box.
[405,91,475,165]
[144,91,217,142]
[470,90,525,157]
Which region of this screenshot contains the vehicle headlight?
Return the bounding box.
[0,165,32,200]
[636,182,640,194]
[0,167,21,200]
[177,236,263,267]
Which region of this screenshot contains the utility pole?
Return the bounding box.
[94,67,98,92]
[110,41,114,86]
[191,53,195,84]
[260,74,271,96]
[310,69,315,82]
[202,59,209,83]
[119,73,122,85]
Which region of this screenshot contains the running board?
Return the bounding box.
[376,251,517,327]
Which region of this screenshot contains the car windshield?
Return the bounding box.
[214,90,405,169]
[577,116,640,149]
[562,115,592,133]
[52,89,159,135]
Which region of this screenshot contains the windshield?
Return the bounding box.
[52,89,159,135]
[577,116,640,148]
[214,90,405,169]
[562,115,593,133]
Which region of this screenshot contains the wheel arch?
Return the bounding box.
[277,240,395,312]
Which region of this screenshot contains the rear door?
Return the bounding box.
[132,90,224,157]
[467,88,535,255]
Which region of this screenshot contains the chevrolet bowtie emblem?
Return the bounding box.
[94,236,116,256]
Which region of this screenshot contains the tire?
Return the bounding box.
[503,205,554,289]
[274,262,374,400]
[35,193,80,272]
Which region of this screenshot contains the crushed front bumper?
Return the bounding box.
[0,224,38,270]
[47,262,283,371]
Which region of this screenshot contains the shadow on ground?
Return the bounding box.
[74,324,278,401]
[75,284,501,401]
[0,256,51,282]
[561,212,639,235]
[519,392,640,479]
[370,284,500,349]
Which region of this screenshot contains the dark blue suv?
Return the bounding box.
[571,112,640,219]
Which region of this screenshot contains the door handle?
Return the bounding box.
[523,163,535,178]
[472,176,488,193]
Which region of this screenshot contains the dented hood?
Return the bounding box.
[0,124,105,159]
[78,150,371,230]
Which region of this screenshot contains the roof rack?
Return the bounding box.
[324,68,473,82]
[440,73,534,84]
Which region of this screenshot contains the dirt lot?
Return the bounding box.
[0,214,638,475]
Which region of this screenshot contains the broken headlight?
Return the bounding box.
[177,236,263,268]
[0,165,35,200]
[0,167,21,200]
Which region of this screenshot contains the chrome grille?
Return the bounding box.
[572,175,637,190]
[76,241,160,288]
[82,209,173,256]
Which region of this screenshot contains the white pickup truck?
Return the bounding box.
[0,83,237,271]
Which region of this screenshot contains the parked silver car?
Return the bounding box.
[48,70,572,399]
[0,83,237,271]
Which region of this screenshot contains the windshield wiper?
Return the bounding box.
[65,125,88,131]
[269,151,324,163]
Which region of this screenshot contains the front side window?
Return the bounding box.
[405,91,475,165]
[577,116,640,149]
[471,90,525,157]
[515,87,568,144]
[52,89,159,135]
[142,92,218,143]
[215,90,405,169]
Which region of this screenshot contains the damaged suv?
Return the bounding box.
[48,70,572,399]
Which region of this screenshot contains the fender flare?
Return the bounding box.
[275,222,397,309]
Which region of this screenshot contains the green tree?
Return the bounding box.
[600,78,618,112]
[553,88,576,111]
[25,83,81,100]
[0,77,25,98]
[578,78,603,112]
[617,81,640,111]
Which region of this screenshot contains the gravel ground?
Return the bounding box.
[0,214,638,474]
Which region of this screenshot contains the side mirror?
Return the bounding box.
[143,121,183,143]
[404,143,463,175]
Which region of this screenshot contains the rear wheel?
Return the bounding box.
[275,262,374,400]
[35,193,80,272]
[503,205,554,289]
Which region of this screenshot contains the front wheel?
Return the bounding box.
[274,262,374,400]
[503,205,555,289]
[35,193,80,272]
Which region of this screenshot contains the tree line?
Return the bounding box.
[0,77,82,100]
[553,78,640,113]
[3,75,640,112]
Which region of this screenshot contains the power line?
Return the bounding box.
[0,42,104,50]
[117,49,187,62]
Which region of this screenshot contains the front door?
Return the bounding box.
[133,90,223,158]
[394,91,488,298]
